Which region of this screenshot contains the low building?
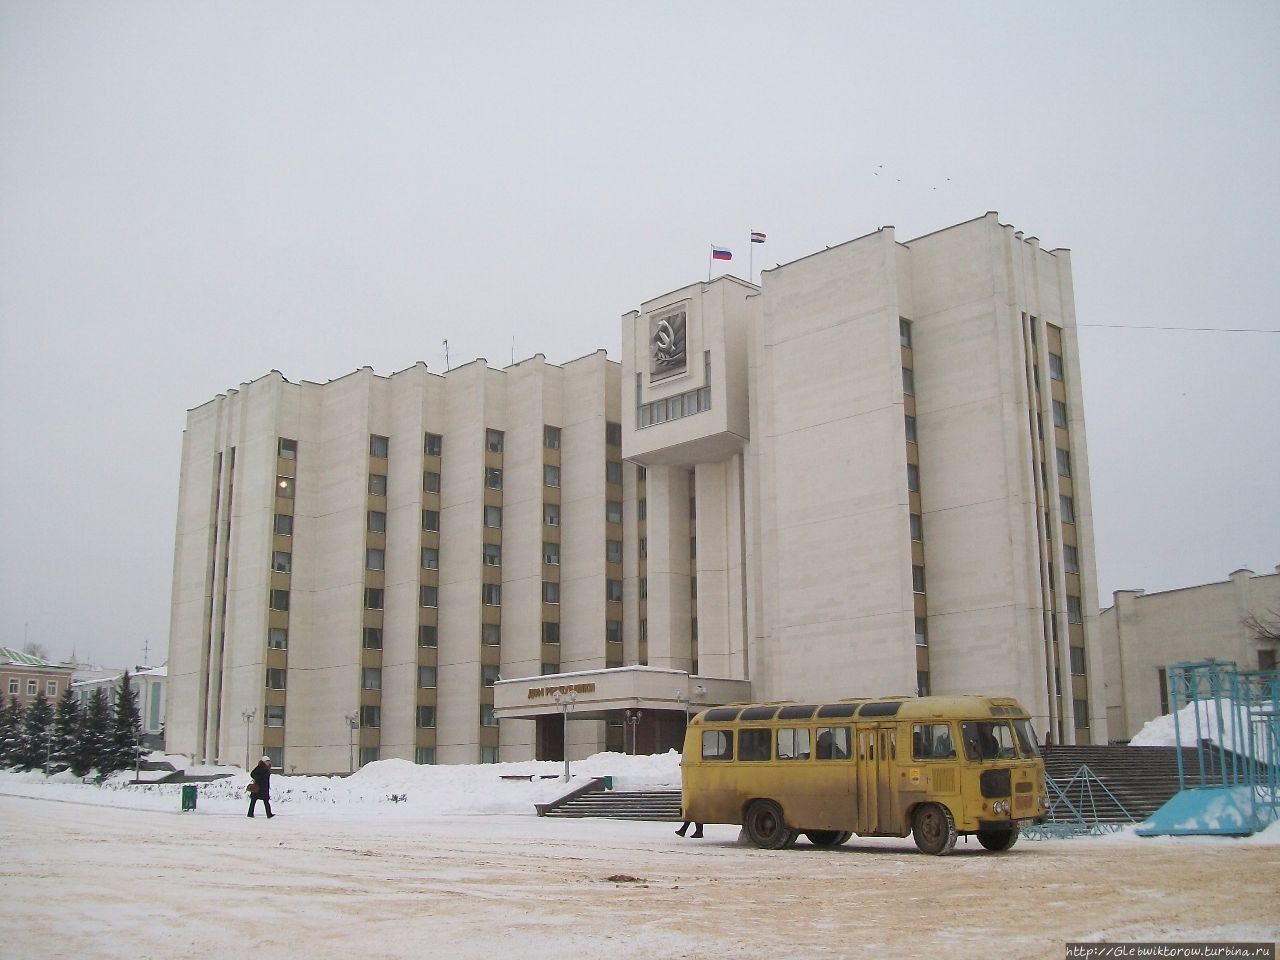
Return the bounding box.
[71,665,168,750]
[1098,566,1280,741]
[1,648,74,711]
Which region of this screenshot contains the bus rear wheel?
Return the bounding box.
[744,799,794,849]
[976,824,1020,851]
[803,830,844,847]
[912,803,957,856]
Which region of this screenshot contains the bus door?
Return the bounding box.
[855,726,897,834]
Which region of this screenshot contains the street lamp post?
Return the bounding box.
[552,691,577,781]
[344,713,358,774]
[240,708,256,771]
[627,709,642,756]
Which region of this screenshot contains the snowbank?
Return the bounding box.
[1129,698,1276,764]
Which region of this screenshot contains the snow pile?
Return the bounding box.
[1130,698,1276,763]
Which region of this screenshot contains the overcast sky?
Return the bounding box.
[2,2,1277,669]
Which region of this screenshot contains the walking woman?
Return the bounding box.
[247,756,275,818]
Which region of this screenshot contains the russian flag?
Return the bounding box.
[711,246,732,261]
[750,231,766,243]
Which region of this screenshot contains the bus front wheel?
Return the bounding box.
[744,799,794,849]
[976,824,1019,851]
[912,803,957,856]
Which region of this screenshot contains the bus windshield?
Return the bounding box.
[960,721,1018,761]
[1013,719,1040,757]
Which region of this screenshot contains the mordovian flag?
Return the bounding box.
[750,231,766,243]
[711,246,733,261]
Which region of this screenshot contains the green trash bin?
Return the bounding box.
[602,776,613,790]
[180,784,197,811]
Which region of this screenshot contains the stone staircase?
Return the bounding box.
[541,784,683,821]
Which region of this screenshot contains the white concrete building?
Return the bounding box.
[168,213,1105,772]
[1099,566,1280,741]
[71,665,168,750]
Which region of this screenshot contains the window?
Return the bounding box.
[366,548,385,571]
[274,514,293,536]
[915,617,928,647]
[362,667,382,690]
[1258,649,1276,671]
[482,623,501,645]
[424,433,443,457]
[912,723,955,760]
[1063,543,1079,574]
[637,465,646,481]
[423,471,441,493]
[639,618,647,642]
[363,627,383,650]
[480,745,499,764]
[419,625,437,648]
[701,730,733,761]
[416,746,437,764]
[278,437,297,460]
[369,435,389,458]
[544,425,561,449]
[815,726,851,760]
[1070,646,1086,675]
[543,464,560,488]
[368,473,387,496]
[483,542,502,566]
[268,627,288,650]
[46,680,57,697]
[900,317,912,347]
[639,498,648,521]
[484,505,502,528]
[912,565,926,594]
[606,620,622,643]
[270,589,290,612]
[481,704,498,727]
[902,367,914,395]
[776,727,812,761]
[544,503,560,526]
[542,662,559,675]
[266,669,286,690]
[542,581,560,604]
[606,421,622,446]
[483,583,501,606]
[543,622,560,644]
[1073,699,1089,729]
[905,414,917,443]
[907,463,920,492]
[420,585,438,608]
[265,705,285,728]
[8,678,18,694]
[1052,399,1068,429]
[364,587,384,610]
[738,728,771,762]
[639,577,648,600]
[360,746,380,765]
[272,551,292,573]
[486,429,504,453]
[361,705,380,728]
[607,579,623,602]
[418,666,436,688]
[486,467,503,490]
[26,679,37,695]
[606,539,622,564]
[482,665,500,687]
[606,461,623,485]
[606,501,623,524]
[417,707,436,728]
[1067,594,1083,624]
[422,509,440,532]
[367,510,386,533]
[1060,495,1075,524]
[422,547,439,570]
[642,537,649,559]
[909,513,923,542]
[1056,448,1071,477]
[1049,352,1064,381]
[543,541,560,565]
[276,476,295,499]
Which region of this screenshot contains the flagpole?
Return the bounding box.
[708,247,713,283]
[748,232,753,286]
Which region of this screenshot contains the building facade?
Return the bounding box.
[1099,566,1280,741]
[72,665,168,750]
[1,648,74,711]
[168,213,1105,772]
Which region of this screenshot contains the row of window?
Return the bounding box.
[6,678,59,697]
[355,704,497,729]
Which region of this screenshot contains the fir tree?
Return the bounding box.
[0,696,23,768]
[80,687,113,776]
[18,690,54,771]
[50,686,82,775]
[109,671,144,776]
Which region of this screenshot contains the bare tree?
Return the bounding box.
[22,641,50,660]
[1242,610,1280,644]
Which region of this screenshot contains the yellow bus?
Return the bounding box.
[680,694,1046,854]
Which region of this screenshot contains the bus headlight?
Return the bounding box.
[992,799,1010,815]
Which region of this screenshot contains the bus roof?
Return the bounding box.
[691,694,1029,724]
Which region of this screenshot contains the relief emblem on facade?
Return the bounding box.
[650,309,687,379]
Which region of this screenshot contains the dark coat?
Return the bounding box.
[250,762,271,798]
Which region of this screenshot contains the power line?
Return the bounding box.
[1078,323,1279,334]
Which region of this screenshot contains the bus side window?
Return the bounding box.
[702,729,733,761]
[739,728,771,762]
[815,727,850,760]
[777,727,811,760]
[913,723,956,760]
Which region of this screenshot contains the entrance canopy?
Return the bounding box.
[493,666,750,721]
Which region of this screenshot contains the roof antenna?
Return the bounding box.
[443,340,450,371]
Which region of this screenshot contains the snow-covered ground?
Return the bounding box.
[4,744,1277,958]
